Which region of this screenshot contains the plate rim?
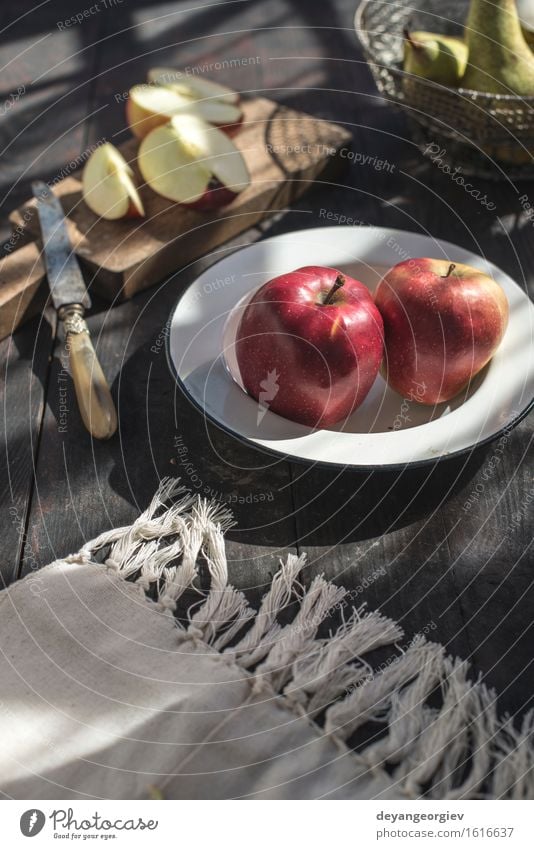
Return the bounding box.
[166,225,534,472]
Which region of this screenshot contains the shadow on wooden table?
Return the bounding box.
[284,447,489,548]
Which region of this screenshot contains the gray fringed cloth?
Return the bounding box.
[0,479,532,799]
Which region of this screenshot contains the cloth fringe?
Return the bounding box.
[79,478,534,800]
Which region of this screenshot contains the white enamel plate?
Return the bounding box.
[167,226,534,469]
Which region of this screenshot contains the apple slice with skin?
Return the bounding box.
[127,84,243,140]
[82,142,144,220]
[147,67,239,104]
[138,113,250,209]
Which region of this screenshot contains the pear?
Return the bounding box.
[462,0,534,94]
[403,29,468,86]
[517,0,534,48]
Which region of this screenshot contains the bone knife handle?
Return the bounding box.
[61,306,117,440]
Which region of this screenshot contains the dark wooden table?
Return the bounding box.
[1,0,532,719]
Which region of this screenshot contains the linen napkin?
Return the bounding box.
[0,480,532,799]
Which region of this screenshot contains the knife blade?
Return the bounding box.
[32,181,117,440]
[31,181,91,311]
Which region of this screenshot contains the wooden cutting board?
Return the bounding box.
[1,97,351,340]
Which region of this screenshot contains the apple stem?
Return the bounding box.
[323,273,345,305]
[403,27,422,50]
[442,263,456,278]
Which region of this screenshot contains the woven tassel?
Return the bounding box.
[286,608,403,716]
[491,709,534,799]
[253,576,347,693]
[324,637,443,740]
[231,553,306,667]
[188,510,254,645]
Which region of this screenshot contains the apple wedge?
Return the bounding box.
[147,67,239,104]
[138,113,250,210]
[127,84,242,140]
[82,142,144,220]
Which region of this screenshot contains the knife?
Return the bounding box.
[32,181,117,440]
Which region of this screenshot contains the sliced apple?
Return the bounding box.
[82,142,144,220]
[147,67,239,104]
[127,84,242,140]
[138,113,250,210]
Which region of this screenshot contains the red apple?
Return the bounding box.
[137,114,250,208]
[374,258,509,404]
[235,266,384,428]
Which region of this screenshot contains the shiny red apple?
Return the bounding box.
[374,258,509,404]
[235,265,384,427]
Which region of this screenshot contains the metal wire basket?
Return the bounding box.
[355,0,534,178]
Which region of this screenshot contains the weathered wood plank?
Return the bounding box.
[0,6,104,584]
[0,311,55,585]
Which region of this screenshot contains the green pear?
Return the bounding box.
[517,0,534,48]
[403,29,468,86]
[462,0,534,94]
